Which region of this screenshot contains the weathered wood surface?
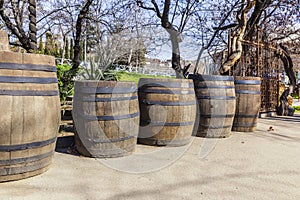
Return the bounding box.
[0,51,60,182]
[0,30,9,51]
[232,76,261,132]
[138,78,196,146]
[73,81,139,158]
[189,75,236,138]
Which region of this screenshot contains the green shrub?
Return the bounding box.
[56,64,74,102]
[293,106,300,112]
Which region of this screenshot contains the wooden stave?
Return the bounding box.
[189,74,236,138]
[232,76,261,132]
[73,81,139,158]
[138,78,196,146]
[0,52,60,182]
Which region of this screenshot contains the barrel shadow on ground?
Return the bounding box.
[253,118,300,143]
[55,136,80,156]
[103,170,298,200]
[252,130,300,143]
[260,115,300,123]
[267,132,300,141]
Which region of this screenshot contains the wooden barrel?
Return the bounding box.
[0,30,9,51]
[189,74,236,138]
[0,52,60,182]
[232,76,261,132]
[138,78,196,146]
[72,80,139,158]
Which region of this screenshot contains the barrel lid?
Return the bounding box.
[138,78,193,88]
[188,74,234,81]
[74,80,137,94]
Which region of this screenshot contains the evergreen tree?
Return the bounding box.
[59,48,63,58]
[44,32,54,55]
[64,37,69,59]
[80,41,84,61]
[38,36,44,53]
[54,43,59,57]
[70,38,74,60]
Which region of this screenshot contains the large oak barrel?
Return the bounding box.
[73,81,139,158]
[232,76,261,132]
[189,74,236,138]
[138,78,196,146]
[0,52,60,182]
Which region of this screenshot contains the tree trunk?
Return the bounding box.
[167,29,183,78]
[246,0,272,40]
[60,0,93,104]
[278,89,289,116]
[61,35,66,65]
[72,0,93,71]
[128,48,133,72]
[276,44,297,94]
[160,0,184,78]
[220,0,255,74]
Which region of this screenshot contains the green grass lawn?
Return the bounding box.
[116,71,175,84]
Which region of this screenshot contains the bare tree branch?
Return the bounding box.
[136,0,156,12]
[194,0,240,74]
[36,5,76,24]
[171,0,179,24]
[151,0,163,19]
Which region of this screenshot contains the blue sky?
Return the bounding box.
[144,28,202,61]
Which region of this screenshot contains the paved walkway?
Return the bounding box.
[1,115,300,200]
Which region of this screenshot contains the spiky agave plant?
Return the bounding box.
[77,58,118,81]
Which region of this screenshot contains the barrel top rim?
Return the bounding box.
[75,80,136,84]
[234,76,261,80]
[0,51,55,59]
[188,74,234,81]
[23,52,55,59]
[139,78,192,82]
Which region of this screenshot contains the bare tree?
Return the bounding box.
[137,0,199,78]
[0,0,37,51]
[220,0,255,74]
[192,0,299,80]
[193,0,241,74]
[84,1,149,70]
[78,31,143,80]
